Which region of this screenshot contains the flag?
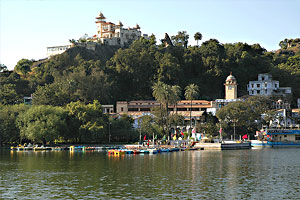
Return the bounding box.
[242,134,248,139]
[192,127,196,134]
[143,135,146,140]
[219,128,222,134]
[173,134,177,140]
[181,130,184,136]
[154,134,157,140]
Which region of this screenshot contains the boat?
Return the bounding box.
[147,149,158,154]
[107,149,126,156]
[139,150,150,154]
[251,129,300,148]
[11,146,34,151]
[33,146,52,151]
[221,141,251,150]
[160,148,170,153]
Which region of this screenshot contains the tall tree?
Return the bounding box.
[14,59,33,78]
[194,32,202,46]
[152,82,181,136]
[184,84,199,133]
[171,31,189,48]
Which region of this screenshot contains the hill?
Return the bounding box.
[1,36,300,107]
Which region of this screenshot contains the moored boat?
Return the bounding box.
[251,129,300,148]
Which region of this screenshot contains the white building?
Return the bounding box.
[247,73,292,96]
[47,45,71,58]
[102,105,114,114]
[92,12,147,47]
[46,12,148,57]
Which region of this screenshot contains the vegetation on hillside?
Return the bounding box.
[1,33,300,145]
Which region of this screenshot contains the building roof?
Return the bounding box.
[119,111,205,119]
[226,72,236,82]
[96,12,106,19]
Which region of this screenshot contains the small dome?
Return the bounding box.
[226,72,236,82]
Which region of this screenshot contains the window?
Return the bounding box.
[257,84,260,88]
[257,90,260,94]
[140,108,150,111]
[121,107,124,112]
[177,108,188,111]
[262,76,264,81]
[284,135,287,137]
[251,84,254,88]
[128,108,138,111]
[295,135,300,141]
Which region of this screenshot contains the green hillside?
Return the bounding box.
[1,34,300,107]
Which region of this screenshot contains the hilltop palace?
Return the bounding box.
[47,12,148,57]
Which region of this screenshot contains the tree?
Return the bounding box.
[216,96,273,139]
[16,105,67,144]
[152,82,181,137]
[110,114,138,142]
[194,32,202,46]
[0,84,20,105]
[171,31,189,48]
[139,115,161,140]
[0,104,29,145]
[14,59,32,77]
[65,100,107,143]
[184,84,200,133]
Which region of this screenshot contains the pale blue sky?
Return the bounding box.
[0,0,299,70]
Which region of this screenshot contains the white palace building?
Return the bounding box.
[47,12,148,57]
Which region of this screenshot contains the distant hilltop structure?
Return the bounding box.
[90,12,148,46]
[46,12,148,57]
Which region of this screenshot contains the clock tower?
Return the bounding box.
[225,72,238,100]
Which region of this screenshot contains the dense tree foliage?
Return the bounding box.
[216,96,274,139]
[16,105,67,144]
[1,35,299,106]
[0,102,136,145]
[0,104,30,144]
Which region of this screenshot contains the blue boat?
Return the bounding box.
[160,148,170,153]
[251,129,300,148]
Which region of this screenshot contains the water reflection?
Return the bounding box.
[1,149,300,199]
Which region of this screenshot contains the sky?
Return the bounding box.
[0,0,299,70]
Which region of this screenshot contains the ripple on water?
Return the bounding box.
[1,149,300,199]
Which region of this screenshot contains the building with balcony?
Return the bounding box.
[116,100,215,128]
[247,73,292,96]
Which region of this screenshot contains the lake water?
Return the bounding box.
[1,148,300,199]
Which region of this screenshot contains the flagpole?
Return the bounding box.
[153,132,154,147]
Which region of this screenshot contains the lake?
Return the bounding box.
[1,148,300,199]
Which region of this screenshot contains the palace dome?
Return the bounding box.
[226,73,236,82]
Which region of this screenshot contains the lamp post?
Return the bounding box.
[108,121,111,143]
